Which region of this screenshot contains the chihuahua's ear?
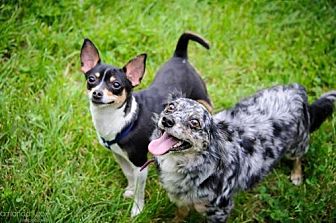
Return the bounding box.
[80,38,101,73]
[123,54,147,87]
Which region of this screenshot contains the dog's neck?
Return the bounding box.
[158,149,217,175]
[90,96,138,140]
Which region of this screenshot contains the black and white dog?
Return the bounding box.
[149,84,336,222]
[79,32,212,216]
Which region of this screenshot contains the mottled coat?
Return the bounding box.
[149,84,336,222]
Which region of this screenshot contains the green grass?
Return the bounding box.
[1,0,335,222]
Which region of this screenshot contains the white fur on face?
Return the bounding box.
[87,69,128,107]
[87,85,127,107]
[90,96,138,140]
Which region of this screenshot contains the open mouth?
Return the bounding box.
[148,131,192,156]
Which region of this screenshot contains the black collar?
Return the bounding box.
[101,118,137,148]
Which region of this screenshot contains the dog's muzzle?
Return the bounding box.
[161,116,175,128]
[92,89,103,100]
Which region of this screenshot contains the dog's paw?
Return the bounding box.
[172,206,190,223]
[131,202,143,217]
[123,189,134,198]
[290,173,302,185]
[172,216,185,223]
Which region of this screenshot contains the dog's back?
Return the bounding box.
[215,84,335,189]
[214,84,310,188]
[215,84,310,146]
[137,32,212,113]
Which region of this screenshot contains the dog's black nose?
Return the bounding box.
[92,90,103,100]
[161,116,175,128]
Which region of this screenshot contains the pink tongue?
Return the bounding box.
[148,132,178,156]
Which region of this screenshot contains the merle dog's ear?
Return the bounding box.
[162,91,184,108]
[150,113,162,141]
[197,100,213,114]
[215,121,234,141]
[123,54,147,87]
[168,91,184,102]
[80,38,101,73]
[151,113,160,123]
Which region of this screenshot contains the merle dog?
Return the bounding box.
[80,32,212,216]
[148,84,336,222]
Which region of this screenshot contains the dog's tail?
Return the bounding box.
[309,91,336,132]
[173,31,210,59]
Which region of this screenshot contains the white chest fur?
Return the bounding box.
[158,156,191,204]
[157,155,214,205]
[90,97,138,141]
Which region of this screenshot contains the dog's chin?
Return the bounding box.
[148,130,193,156]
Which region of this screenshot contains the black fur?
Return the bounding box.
[82,32,212,167]
[81,32,212,217]
[174,32,210,58]
[309,92,336,132]
[126,32,212,166]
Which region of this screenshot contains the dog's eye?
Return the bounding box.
[189,119,201,129]
[112,81,121,89]
[165,103,176,113]
[88,75,96,84]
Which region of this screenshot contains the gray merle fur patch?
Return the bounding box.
[151,84,336,222]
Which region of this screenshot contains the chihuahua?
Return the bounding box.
[80,32,212,216]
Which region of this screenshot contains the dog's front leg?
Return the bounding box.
[291,157,303,185]
[205,198,233,223]
[172,206,190,223]
[113,153,136,198]
[131,166,148,217]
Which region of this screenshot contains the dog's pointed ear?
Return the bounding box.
[123,54,147,87]
[162,91,184,108]
[80,38,101,73]
[197,100,213,114]
[168,91,184,102]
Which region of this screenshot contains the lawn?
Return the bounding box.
[0,0,335,222]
